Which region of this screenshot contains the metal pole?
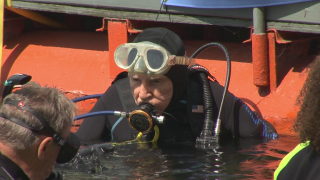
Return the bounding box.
[253,7,266,34]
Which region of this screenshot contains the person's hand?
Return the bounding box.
[78,143,114,156]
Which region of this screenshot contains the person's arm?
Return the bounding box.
[75,85,122,141]
[210,81,278,138]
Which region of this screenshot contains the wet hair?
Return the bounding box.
[0,82,76,150]
[133,27,189,111]
[294,56,320,152]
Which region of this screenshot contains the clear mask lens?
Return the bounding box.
[114,42,194,75]
[115,46,138,68]
[146,49,165,70]
[128,48,138,67]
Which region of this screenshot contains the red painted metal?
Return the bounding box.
[105,19,142,80]
[245,28,319,44]
[244,28,316,92]
[96,18,108,32]
[97,19,142,34]
[268,32,277,92]
[244,28,292,44]
[107,20,128,80]
[252,33,269,86]
[125,19,143,34]
[2,28,311,135]
[267,29,292,44]
[2,30,110,95]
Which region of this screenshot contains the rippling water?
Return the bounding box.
[55,135,299,180]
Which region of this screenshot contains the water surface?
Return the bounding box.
[56,135,299,180]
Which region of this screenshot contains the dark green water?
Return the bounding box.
[55,135,299,180]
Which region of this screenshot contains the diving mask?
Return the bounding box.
[114,42,195,75]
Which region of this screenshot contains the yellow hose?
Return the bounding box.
[150,125,159,144]
[135,132,143,141]
[111,125,160,146]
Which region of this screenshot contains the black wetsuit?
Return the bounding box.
[274,142,320,180]
[76,75,278,143]
[0,152,29,180]
[0,151,62,180]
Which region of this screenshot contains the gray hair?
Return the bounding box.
[0,82,76,150]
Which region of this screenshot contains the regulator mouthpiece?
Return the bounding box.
[129,103,164,133]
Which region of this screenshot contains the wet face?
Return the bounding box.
[129,73,173,112]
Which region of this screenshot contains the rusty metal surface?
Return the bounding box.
[252,33,269,86]
[268,32,277,92]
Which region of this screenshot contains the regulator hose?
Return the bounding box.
[72,94,103,103]
[198,72,215,137]
[74,111,120,120]
[190,42,231,146]
[73,104,162,143]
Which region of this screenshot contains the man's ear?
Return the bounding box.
[37,137,54,160]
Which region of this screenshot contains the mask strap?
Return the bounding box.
[2,100,66,146]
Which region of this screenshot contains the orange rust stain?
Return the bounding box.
[252,34,269,86]
[268,32,277,92]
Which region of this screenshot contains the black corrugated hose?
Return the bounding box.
[190,42,231,146]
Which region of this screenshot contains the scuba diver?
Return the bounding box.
[0,81,80,180]
[75,27,277,144]
[274,56,320,180]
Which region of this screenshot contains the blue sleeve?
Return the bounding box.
[210,81,278,139]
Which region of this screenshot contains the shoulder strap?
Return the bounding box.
[114,75,141,139]
[114,75,138,113]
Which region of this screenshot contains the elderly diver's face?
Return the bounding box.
[129,73,173,112]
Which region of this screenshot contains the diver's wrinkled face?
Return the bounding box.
[129,73,173,112]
